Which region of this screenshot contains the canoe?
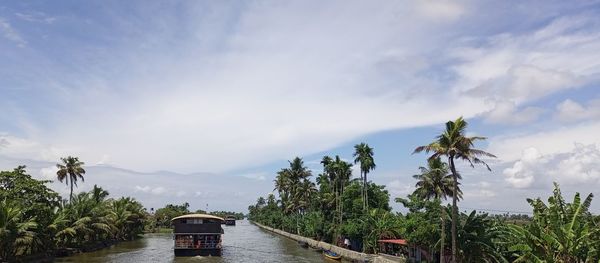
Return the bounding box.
[323,250,342,260]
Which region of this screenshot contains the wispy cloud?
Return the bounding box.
[0,17,26,47]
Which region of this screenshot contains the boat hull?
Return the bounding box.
[323,250,342,260]
[174,249,222,257]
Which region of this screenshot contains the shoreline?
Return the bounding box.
[14,238,140,263]
[251,221,404,263]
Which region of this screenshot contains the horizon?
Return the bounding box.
[1,1,600,214]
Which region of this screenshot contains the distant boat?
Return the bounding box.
[323,250,342,260]
[224,216,236,226]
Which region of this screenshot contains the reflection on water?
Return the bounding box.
[54,220,339,263]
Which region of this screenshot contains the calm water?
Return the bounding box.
[54,220,343,263]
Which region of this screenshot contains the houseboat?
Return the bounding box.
[224,216,236,226]
[171,214,225,256]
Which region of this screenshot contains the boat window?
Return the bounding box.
[186,219,203,224]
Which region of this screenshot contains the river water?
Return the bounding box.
[54,220,343,263]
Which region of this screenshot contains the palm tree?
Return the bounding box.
[91,185,109,204]
[329,156,352,229]
[413,157,460,263]
[353,143,376,213]
[0,200,38,261]
[56,156,86,203]
[414,117,496,263]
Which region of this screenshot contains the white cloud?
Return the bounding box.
[503,148,547,188]
[387,179,413,198]
[452,15,600,105]
[176,190,186,197]
[555,98,600,122]
[0,17,26,47]
[483,99,544,124]
[487,121,600,162]
[240,172,267,181]
[553,143,600,183]
[15,12,56,24]
[503,144,600,189]
[96,154,111,165]
[415,0,465,22]
[1,1,493,173]
[151,186,166,195]
[134,185,151,193]
[134,185,168,195]
[0,135,69,162]
[40,166,58,180]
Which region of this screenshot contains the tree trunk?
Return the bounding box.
[69,176,74,203]
[449,157,458,263]
[440,205,445,263]
[364,172,369,213]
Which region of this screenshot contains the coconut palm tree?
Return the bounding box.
[413,157,461,263]
[414,117,496,263]
[56,156,86,203]
[353,143,376,213]
[91,185,109,204]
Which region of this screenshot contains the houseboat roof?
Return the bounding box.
[171,214,225,222]
[378,239,408,245]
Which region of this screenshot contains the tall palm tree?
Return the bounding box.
[414,117,495,263]
[353,143,376,213]
[413,157,461,263]
[330,156,352,228]
[56,156,86,203]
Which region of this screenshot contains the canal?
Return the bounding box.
[55,220,344,262]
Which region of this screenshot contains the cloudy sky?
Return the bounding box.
[1,0,600,213]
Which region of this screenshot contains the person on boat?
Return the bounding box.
[344,238,351,249]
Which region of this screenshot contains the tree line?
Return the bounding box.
[149,202,244,230]
[247,117,600,262]
[0,160,146,262]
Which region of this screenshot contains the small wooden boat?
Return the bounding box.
[323,250,342,260]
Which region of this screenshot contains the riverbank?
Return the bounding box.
[251,221,405,263]
[5,240,121,263]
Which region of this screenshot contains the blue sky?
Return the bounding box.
[1,0,600,213]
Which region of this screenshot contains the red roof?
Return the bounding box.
[378,239,408,245]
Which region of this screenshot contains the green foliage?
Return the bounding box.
[0,166,147,261]
[396,194,443,251]
[154,203,190,227]
[500,183,599,262]
[0,199,38,261]
[249,155,395,253]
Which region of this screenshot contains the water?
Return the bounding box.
[54,220,343,263]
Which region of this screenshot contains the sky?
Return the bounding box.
[1,0,600,214]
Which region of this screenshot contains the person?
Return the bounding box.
[344,238,351,249]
